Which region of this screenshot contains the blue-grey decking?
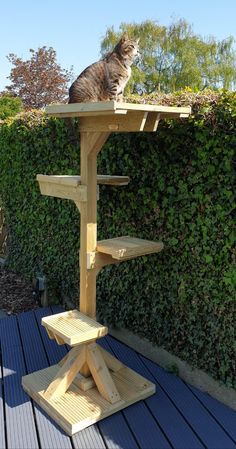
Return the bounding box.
[0,306,235,449]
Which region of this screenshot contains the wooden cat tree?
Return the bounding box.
[22,100,191,435]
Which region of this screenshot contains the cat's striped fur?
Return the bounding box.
[69,33,139,103]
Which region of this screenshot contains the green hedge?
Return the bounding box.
[0,91,235,388]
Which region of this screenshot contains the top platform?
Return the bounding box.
[46,101,191,133]
[46,100,191,119]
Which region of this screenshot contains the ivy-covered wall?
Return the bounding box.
[0,91,235,388]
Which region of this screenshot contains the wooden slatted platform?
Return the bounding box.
[45,101,191,133]
[0,307,236,448]
[46,100,191,119]
[97,236,164,260]
[37,174,130,202]
[41,310,108,345]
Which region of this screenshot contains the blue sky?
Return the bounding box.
[1,0,236,91]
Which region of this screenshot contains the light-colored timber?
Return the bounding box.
[22,359,155,435]
[41,310,108,346]
[97,236,164,260]
[46,100,191,118]
[45,101,191,132]
[37,174,130,187]
[27,100,191,434]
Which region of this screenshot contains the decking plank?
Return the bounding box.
[0,380,5,449]
[188,385,236,443]
[0,316,39,449]
[141,353,236,449]
[99,337,172,449]
[0,345,6,449]
[100,337,205,449]
[18,311,73,449]
[104,336,236,449]
[98,413,139,449]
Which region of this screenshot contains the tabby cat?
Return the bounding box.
[68,33,139,103]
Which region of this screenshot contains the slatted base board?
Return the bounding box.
[22,350,155,435]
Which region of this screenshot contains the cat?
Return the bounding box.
[68,33,139,104]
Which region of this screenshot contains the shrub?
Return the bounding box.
[0,90,235,388]
[0,94,23,120]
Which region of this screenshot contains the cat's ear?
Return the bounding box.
[121,32,129,41]
[136,38,140,43]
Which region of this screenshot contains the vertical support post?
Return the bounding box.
[79,130,110,376]
[79,131,110,318]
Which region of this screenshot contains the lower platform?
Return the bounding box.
[22,353,155,435]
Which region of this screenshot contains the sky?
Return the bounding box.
[1,0,236,91]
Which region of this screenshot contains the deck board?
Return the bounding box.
[0,316,39,449]
[0,346,6,449]
[0,307,235,449]
[17,311,73,449]
[141,354,236,449]
[188,385,236,442]
[100,337,204,449]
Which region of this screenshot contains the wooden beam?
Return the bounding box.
[79,112,149,133]
[86,343,121,404]
[143,112,161,132]
[43,345,86,400]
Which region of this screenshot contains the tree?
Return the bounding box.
[6,47,73,109]
[0,94,23,120]
[101,19,236,93]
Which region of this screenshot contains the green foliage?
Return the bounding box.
[0,91,235,388]
[101,19,236,93]
[0,94,23,119]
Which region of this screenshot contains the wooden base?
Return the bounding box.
[22,351,155,435]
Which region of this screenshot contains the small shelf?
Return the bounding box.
[42,310,108,346]
[37,174,130,186]
[37,174,129,202]
[97,236,164,260]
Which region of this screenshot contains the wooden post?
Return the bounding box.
[79,131,110,377]
[79,131,110,319]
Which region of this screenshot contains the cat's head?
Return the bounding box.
[114,33,139,65]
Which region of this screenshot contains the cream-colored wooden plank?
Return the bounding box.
[37,174,130,186]
[143,112,160,132]
[79,132,107,373]
[38,180,87,202]
[79,132,110,322]
[79,111,148,133]
[37,174,81,187]
[48,110,128,118]
[116,102,191,115]
[45,101,191,119]
[86,343,121,404]
[73,374,95,391]
[46,329,55,340]
[58,355,96,391]
[97,175,130,185]
[54,335,65,345]
[42,310,108,346]
[43,345,86,400]
[46,101,117,116]
[99,347,124,372]
[97,236,164,260]
[22,360,155,435]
